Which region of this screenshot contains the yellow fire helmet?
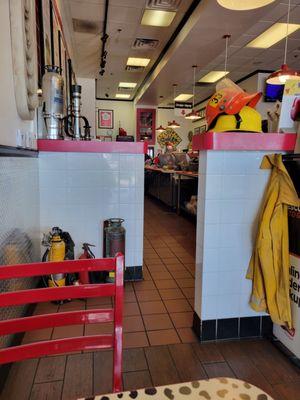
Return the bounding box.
[212,105,262,133]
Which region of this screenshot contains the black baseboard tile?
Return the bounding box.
[192,311,201,338]
[261,315,273,337]
[193,313,271,342]
[124,265,143,281]
[202,320,217,341]
[192,312,216,341]
[217,318,239,340]
[240,316,261,338]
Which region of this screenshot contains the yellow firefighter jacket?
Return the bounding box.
[247,154,300,328]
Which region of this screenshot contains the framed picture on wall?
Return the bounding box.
[98,110,114,129]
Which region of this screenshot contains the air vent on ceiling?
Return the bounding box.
[125,65,145,72]
[72,19,100,35]
[146,0,181,11]
[132,38,159,50]
[195,82,213,87]
[118,86,135,91]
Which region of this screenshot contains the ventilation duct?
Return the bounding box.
[125,65,145,72]
[132,38,159,50]
[146,0,181,11]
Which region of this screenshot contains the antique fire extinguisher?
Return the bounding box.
[103,218,125,282]
[78,243,96,284]
[42,227,75,288]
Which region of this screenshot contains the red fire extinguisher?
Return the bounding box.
[78,243,95,284]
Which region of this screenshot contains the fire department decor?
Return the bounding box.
[157,128,182,149]
[9,0,38,120]
[98,109,114,129]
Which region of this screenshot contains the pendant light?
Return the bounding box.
[217,0,276,11]
[167,120,181,129]
[156,125,166,133]
[185,65,200,120]
[266,0,300,85]
[224,34,230,75]
[167,84,180,129]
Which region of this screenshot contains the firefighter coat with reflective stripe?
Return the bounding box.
[247,154,300,329]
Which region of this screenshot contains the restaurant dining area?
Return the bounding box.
[2,0,300,399]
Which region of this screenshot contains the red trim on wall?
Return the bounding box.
[37,139,148,154]
[192,132,297,151]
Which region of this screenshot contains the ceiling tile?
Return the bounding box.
[69,0,104,21]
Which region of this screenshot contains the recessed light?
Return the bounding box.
[246,23,300,49]
[127,57,150,67]
[174,94,193,101]
[141,9,176,27]
[116,94,131,99]
[118,82,137,88]
[217,0,275,10]
[198,71,229,83]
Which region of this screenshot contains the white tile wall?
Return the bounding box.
[195,150,272,320]
[39,152,144,268]
[0,157,40,348]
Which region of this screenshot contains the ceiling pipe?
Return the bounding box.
[99,0,109,76]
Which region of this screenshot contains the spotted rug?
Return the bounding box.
[77,377,274,400]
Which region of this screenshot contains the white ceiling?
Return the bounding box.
[61,0,300,105]
[61,0,193,99]
[135,0,300,106]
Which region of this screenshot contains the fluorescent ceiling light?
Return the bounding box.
[127,57,150,67]
[198,71,229,83]
[141,9,176,27]
[118,82,137,88]
[247,23,300,49]
[116,94,131,99]
[217,0,275,10]
[174,94,193,101]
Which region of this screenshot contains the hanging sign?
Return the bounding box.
[174,101,192,117]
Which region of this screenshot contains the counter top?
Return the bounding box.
[176,171,198,177]
[37,139,147,154]
[145,166,198,177]
[192,132,297,151]
[145,166,175,173]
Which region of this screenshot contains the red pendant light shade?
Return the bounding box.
[266,64,300,85]
[185,110,200,120]
[266,0,300,85]
[156,125,166,132]
[167,120,180,129]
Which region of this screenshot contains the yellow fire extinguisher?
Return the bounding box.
[42,227,66,287]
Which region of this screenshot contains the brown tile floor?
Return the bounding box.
[1,198,300,400]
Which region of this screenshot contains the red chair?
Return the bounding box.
[0,253,124,393]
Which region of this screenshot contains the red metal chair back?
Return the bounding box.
[0,253,124,393]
